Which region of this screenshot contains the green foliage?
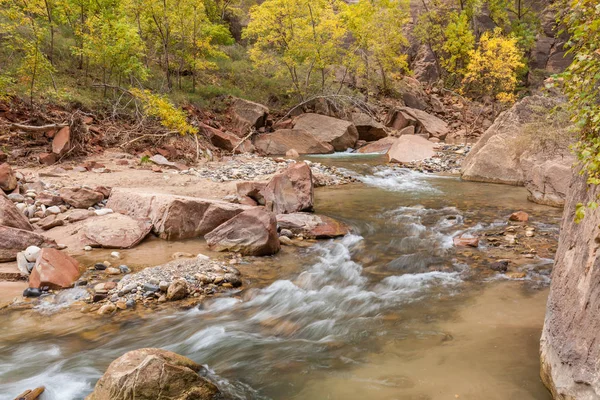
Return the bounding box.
[440,11,475,82]
[130,88,198,135]
[462,29,524,102]
[558,0,600,191]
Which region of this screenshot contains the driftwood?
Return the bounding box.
[10,123,67,132]
[14,386,45,400]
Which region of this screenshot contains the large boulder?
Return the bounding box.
[205,208,280,256]
[0,192,33,231]
[264,162,313,214]
[200,122,254,153]
[461,96,574,206]
[351,113,388,142]
[293,113,359,151]
[82,214,153,248]
[107,189,251,240]
[254,129,334,155]
[59,187,104,208]
[0,163,17,192]
[86,348,220,400]
[540,172,600,399]
[230,97,269,135]
[0,226,56,262]
[387,135,436,163]
[357,137,396,154]
[28,248,81,289]
[399,107,449,139]
[276,213,350,238]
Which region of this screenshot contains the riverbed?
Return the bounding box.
[0,155,562,399]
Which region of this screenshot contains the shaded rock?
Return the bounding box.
[28,248,81,289]
[351,113,387,142]
[0,226,55,262]
[399,107,449,139]
[39,214,65,230]
[107,189,251,240]
[205,208,280,256]
[385,109,417,130]
[59,187,104,208]
[39,152,57,166]
[86,348,220,400]
[0,191,33,231]
[540,172,600,399]
[387,135,436,163]
[36,192,63,206]
[357,136,396,154]
[0,163,17,192]
[462,96,574,207]
[200,123,242,152]
[82,213,153,249]
[236,181,267,205]
[231,97,269,135]
[52,126,70,156]
[489,261,509,272]
[264,162,313,214]
[254,129,334,155]
[293,113,358,151]
[276,212,350,239]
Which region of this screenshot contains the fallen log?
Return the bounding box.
[10,123,68,132]
[14,386,45,400]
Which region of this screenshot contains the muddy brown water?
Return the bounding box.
[0,154,562,399]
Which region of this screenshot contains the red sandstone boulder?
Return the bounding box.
[0,191,33,231]
[52,126,71,156]
[254,129,334,155]
[276,213,350,238]
[230,97,269,135]
[357,137,397,154]
[351,113,387,142]
[264,162,313,214]
[0,163,17,192]
[59,187,104,208]
[387,135,436,163]
[293,113,358,151]
[86,348,220,400]
[28,248,80,289]
[236,181,267,205]
[205,208,280,256]
[0,226,56,262]
[36,192,64,206]
[82,213,153,248]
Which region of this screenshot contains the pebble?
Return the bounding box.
[126,299,136,308]
[94,208,113,216]
[106,267,121,275]
[94,263,107,270]
[279,236,293,246]
[197,253,210,261]
[280,229,294,238]
[159,281,170,292]
[110,251,121,259]
[119,265,131,274]
[23,246,41,263]
[46,206,61,215]
[98,303,116,315]
[84,246,93,251]
[143,283,160,292]
[119,283,137,295]
[8,193,25,202]
[23,287,41,297]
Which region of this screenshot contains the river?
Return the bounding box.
[0,154,563,399]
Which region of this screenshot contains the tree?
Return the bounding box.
[462,28,524,103]
[342,0,410,93]
[440,11,475,84]
[558,0,600,196]
[244,0,346,100]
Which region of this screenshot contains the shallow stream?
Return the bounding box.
[0,155,563,399]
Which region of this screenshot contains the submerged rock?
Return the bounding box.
[276,212,350,239]
[86,348,220,400]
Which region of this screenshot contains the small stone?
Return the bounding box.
[197,253,210,261]
[143,283,159,292]
[213,276,224,285]
[118,265,131,274]
[279,236,293,246]
[166,279,188,301]
[23,287,41,297]
[158,295,167,302]
[110,251,121,259]
[505,271,527,279]
[93,293,108,302]
[172,252,194,259]
[525,230,535,237]
[120,283,137,295]
[23,246,41,262]
[84,246,93,251]
[126,299,136,308]
[116,300,127,310]
[94,208,113,216]
[57,244,68,250]
[159,281,170,292]
[489,261,509,272]
[46,206,61,215]
[94,281,117,291]
[98,303,117,315]
[509,211,529,222]
[280,229,293,238]
[8,193,25,202]
[94,263,107,271]
[106,267,121,275]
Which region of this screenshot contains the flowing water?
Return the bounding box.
[0,155,563,400]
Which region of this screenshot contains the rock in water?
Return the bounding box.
[28,248,81,289]
[276,213,350,239]
[357,137,396,154]
[86,348,220,400]
[166,278,189,301]
[387,135,436,163]
[540,172,600,398]
[205,208,280,256]
[263,162,314,214]
[293,113,359,151]
[509,211,529,222]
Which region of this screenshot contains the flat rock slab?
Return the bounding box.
[293,113,359,151]
[82,213,153,249]
[357,136,397,154]
[276,212,350,238]
[107,189,251,240]
[254,129,334,155]
[387,135,437,163]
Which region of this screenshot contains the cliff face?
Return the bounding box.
[540,172,600,399]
